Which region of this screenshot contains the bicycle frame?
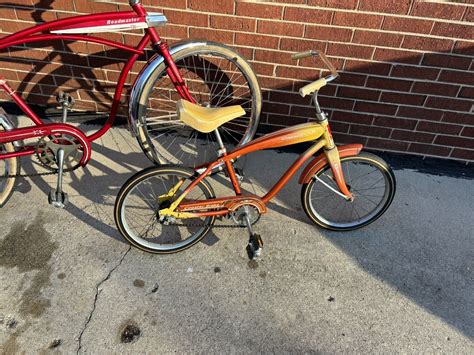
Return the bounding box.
[0,1,194,164]
[159,121,363,219]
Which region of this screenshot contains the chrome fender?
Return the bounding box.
[299,144,363,184]
[128,39,208,137]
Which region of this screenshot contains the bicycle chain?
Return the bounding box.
[1,166,79,179]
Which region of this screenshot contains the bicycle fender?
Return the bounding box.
[298,144,363,184]
[128,39,209,137]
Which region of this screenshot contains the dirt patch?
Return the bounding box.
[120,322,141,344]
[0,213,58,318]
[133,279,145,288]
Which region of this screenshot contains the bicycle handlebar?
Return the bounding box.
[292,49,339,80]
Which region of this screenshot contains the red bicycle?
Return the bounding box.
[0,0,261,208]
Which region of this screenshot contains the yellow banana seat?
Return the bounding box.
[177,99,245,133]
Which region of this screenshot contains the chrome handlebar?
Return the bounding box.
[292,49,339,82]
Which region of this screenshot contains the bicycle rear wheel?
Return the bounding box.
[0,139,19,208]
[136,42,261,167]
[114,166,215,254]
[301,152,396,231]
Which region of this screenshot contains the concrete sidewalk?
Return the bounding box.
[1,126,473,353]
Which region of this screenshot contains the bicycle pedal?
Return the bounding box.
[246,233,263,260]
[48,189,69,208]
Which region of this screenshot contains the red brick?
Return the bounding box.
[425,96,472,112]
[258,76,293,90]
[305,25,352,42]
[165,10,208,27]
[189,28,233,45]
[458,87,474,100]
[374,116,417,130]
[267,114,307,126]
[308,0,357,9]
[284,7,333,24]
[465,7,474,22]
[270,90,308,106]
[255,49,293,65]
[344,60,391,76]
[237,3,282,19]
[280,37,326,52]
[409,143,451,157]
[450,149,474,161]
[250,62,274,76]
[350,125,391,138]
[442,112,474,125]
[258,20,304,37]
[366,77,412,92]
[422,53,471,71]
[319,96,355,110]
[338,86,380,101]
[210,15,255,32]
[412,82,459,97]
[327,43,373,60]
[188,0,233,14]
[434,135,474,149]
[337,72,367,86]
[410,2,466,21]
[332,132,368,145]
[235,33,279,49]
[431,22,474,41]
[452,41,474,56]
[358,0,411,15]
[367,138,409,151]
[402,36,453,52]
[74,1,117,13]
[382,17,434,35]
[417,121,463,135]
[373,48,421,65]
[332,111,374,125]
[276,65,320,81]
[290,105,316,118]
[391,66,439,80]
[331,121,350,133]
[391,130,434,143]
[439,70,474,85]
[461,126,474,138]
[333,12,383,29]
[262,101,290,115]
[353,30,403,47]
[144,0,186,9]
[381,92,426,106]
[354,101,397,115]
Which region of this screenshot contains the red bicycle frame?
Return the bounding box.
[0,1,194,164]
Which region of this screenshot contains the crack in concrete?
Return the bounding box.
[75,246,131,354]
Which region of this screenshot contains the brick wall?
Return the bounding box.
[0,0,473,162]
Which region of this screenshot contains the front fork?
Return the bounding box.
[321,122,353,200]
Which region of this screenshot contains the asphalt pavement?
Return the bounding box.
[1,124,473,353]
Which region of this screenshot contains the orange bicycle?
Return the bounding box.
[114,50,396,259]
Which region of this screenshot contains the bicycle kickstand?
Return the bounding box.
[48,148,69,208]
[242,207,263,260]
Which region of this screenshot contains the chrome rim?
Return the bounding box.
[308,158,391,229]
[142,49,257,166]
[120,171,212,251]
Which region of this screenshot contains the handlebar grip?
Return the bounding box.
[292,50,314,60]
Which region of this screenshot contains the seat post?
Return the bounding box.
[214,128,227,157]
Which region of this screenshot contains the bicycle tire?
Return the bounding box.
[114,165,215,254]
[135,42,262,166]
[301,152,396,231]
[0,131,19,208]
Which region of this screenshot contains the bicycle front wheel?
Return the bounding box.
[136,42,261,167]
[0,135,19,208]
[114,166,215,254]
[301,152,396,231]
